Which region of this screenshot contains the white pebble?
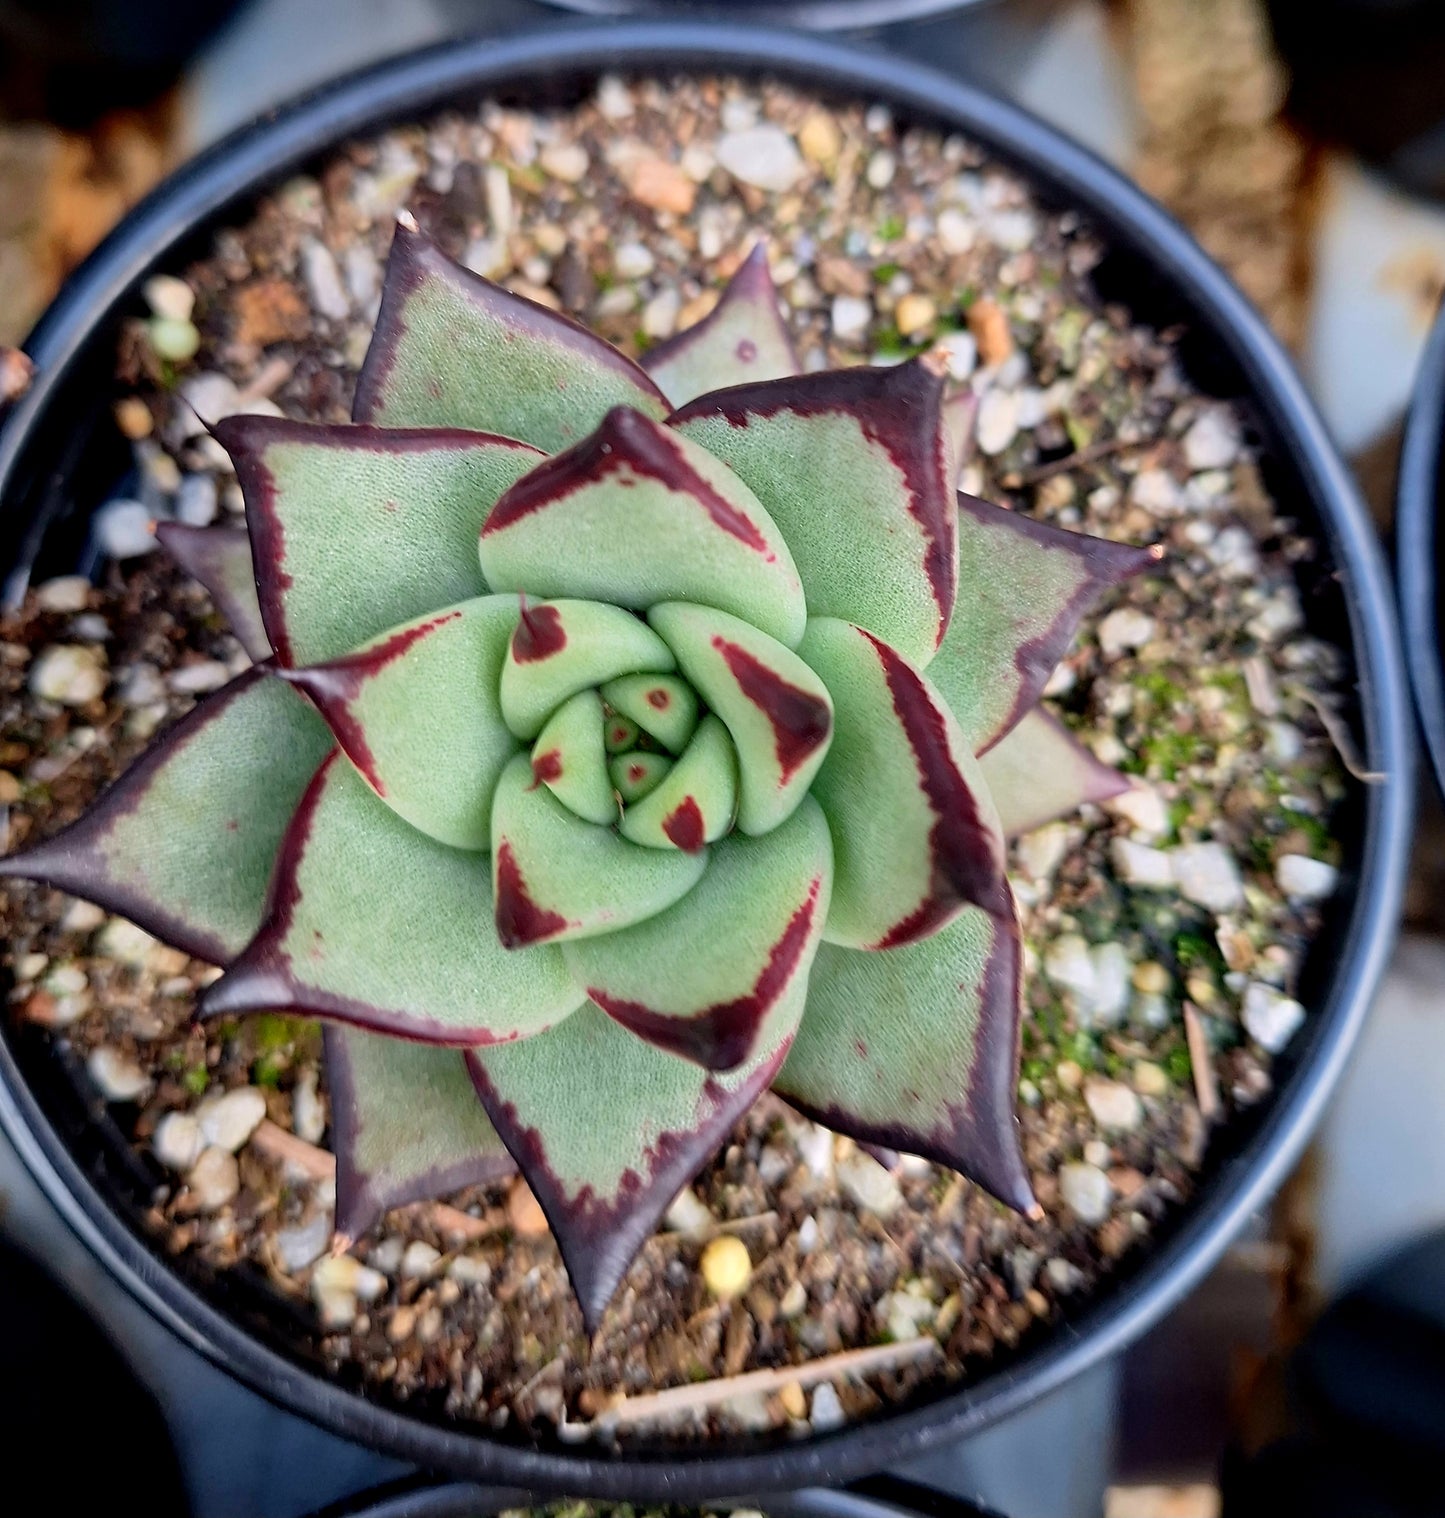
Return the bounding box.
[88,1046,151,1102]
[1046,1257,1085,1293]
[721,96,759,132]
[174,474,218,527]
[975,389,1019,455]
[368,1236,405,1274]
[809,1382,847,1432]
[143,274,195,323]
[1129,469,1184,518]
[877,1289,935,1341]
[1183,407,1241,471]
[1242,982,1306,1052]
[1266,721,1304,763]
[301,240,350,322]
[1112,838,1175,889]
[314,1286,357,1330]
[168,660,231,694]
[1059,1162,1113,1224]
[837,1150,902,1217]
[61,899,105,934]
[1275,854,1338,901]
[313,1253,387,1301]
[343,244,381,308]
[188,1146,240,1211]
[795,1123,834,1179]
[447,1254,492,1288]
[1083,1078,1144,1133]
[29,644,106,705]
[1089,942,1133,1026]
[664,1186,713,1233]
[94,499,157,560]
[797,1216,819,1253]
[177,372,239,432]
[596,75,634,120]
[276,1213,331,1272]
[614,242,656,279]
[1044,934,1096,1004]
[1247,593,1304,643]
[95,917,158,966]
[937,207,975,254]
[1105,783,1170,841]
[933,329,977,380]
[34,576,91,612]
[1170,842,1245,913]
[779,1279,807,1317]
[292,1068,325,1144]
[1016,822,1071,882]
[717,126,804,193]
[1097,607,1155,658]
[641,288,680,340]
[866,150,897,189]
[70,612,110,643]
[986,208,1037,251]
[540,141,589,184]
[831,295,872,341]
[199,1087,267,1153]
[153,1111,204,1171]
[400,1241,441,1279]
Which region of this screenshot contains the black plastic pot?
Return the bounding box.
[1397,299,1445,797]
[533,1,992,29]
[0,19,1415,1501]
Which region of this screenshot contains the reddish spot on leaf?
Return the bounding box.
[661,796,705,852]
[494,841,569,949]
[712,636,831,783]
[383,498,399,513]
[530,749,563,788]
[627,763,646,784]
[736,338,758,362]
[225,819,239,832]
[591,877,820,1069]
[646,687,670,710]
[855,1039,868,1058]
[512,600,566,663]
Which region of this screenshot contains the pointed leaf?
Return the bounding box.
[648,602,832,836]
[670,360,955,665]
[566,796,830,1069]
[354,219,668,448]
[479,406,806,648]
[609,750,672,804]
[640,244,800,407]
[941,390,977,486]
[600,673,699,754]
[979,708,1130,837]
[199,754,583,1043]
[466,994,800,1330]
[618,714,738,851]
[774,897,1034,1212]
[927,494,1161,753]
[280,596,520,850]
[499,598,676,740]
[490,754,706,947]
[327,1026,515,1240]
[0,667,329,963]
[531,690,616,826]
[798,617,1009,949]
[155,522,271,661]
[217,413,540,667]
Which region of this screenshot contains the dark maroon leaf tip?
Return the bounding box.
[712,636,832,782]
[493,840,570,949]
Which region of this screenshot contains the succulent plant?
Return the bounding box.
[1,219,1157,1327]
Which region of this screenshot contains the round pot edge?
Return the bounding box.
[0,19,1417,1499]
[1397,295,1445,797]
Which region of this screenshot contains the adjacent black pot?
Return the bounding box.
[533,1,991,29]
[0,19,1415,1501]
[1397,298,1445,796]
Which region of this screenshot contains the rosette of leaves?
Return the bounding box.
[2,221,1157,1327]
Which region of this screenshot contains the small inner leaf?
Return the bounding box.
[600,673,700,754]
[531,689,616,826]
[610,750,672,804]
[618,714,739,852]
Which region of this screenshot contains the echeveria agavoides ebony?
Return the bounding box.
[0,216,1160,1329]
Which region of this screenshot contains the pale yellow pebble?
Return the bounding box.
[1132,960,1170,995]
[798,109,842,169]
[779,1381,807,1420]
[700,1234,752,1300]
[895,293,937,338]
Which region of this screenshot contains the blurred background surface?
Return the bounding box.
[3,3,1444,1515]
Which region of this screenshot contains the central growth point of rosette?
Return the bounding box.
[0,220,1160,1329]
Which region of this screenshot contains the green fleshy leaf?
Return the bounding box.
[773,897,1034,1212]
[281,597,520,850]
[604,714,640,753]
[199,754,584,1043]
[466,992,800,1330]
[618,714,738,851]
[217,413,540,668]
[640,244,800,407]
[798,617,1009,948]
[155,522,271,661]
[499,598,677,741]
[328,1026,514,1240]
[566,796,830,1069]
[353,219,668,448]
[479,406,806,648]
[531,690,616,826]
[600,673,699,754]
[926,494,1160,752]
[0,668,330,963]
[669,360,956,665]
[490,754,706,947]
[648,602,832,837]
[978,707,1130,837]
[609,750,672,803]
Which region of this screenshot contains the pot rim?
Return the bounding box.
[0,19,1415,1498]
[530,0,996,30]
[1397,296,1445,796]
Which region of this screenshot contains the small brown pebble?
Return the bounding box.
[0,769,21,802]
[816,255,869,298]
[968,298,1014,366]
[623,157,697,216]
[0,346,34,404]
[388,1305,417,1342]
[506,1179,549,1238]
[232,278,311,347]
[113,397,154,439]
[779,1380,807,1419]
